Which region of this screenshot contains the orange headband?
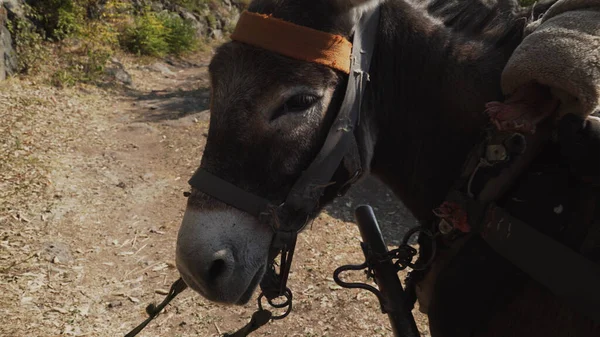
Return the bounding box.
[230,11,353,74]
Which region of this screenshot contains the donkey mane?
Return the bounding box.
[360,0,534,222]
[428,0,523,38]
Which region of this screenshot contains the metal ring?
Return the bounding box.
[257,288,293,320]
[267,294,291,309]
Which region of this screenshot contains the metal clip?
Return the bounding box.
[485,144,507,162]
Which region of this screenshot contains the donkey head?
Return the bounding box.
[176,0,381,305]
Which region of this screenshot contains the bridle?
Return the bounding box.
[124,7,382,337]
[188,5,382,318]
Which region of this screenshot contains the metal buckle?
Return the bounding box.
[258,287,293,320]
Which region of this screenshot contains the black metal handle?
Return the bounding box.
[354,205,421,337]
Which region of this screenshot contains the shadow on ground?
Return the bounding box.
[326,175,418,246]
[128,87,211,122]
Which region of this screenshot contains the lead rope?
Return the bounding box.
[124,277,279,337]
[124,278,188,337]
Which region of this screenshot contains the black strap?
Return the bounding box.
[124,278,188,337]
[282,7,381,220]
[188,169,271,219]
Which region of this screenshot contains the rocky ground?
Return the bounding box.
[0,50,428,337]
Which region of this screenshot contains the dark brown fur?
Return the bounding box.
[189,0,599,335]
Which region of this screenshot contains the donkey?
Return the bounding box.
[175,0,599,335]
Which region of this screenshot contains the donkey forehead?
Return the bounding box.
[208,42,341,105]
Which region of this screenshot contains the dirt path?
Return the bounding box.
[0,52,427,337]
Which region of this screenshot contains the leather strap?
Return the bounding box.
[282,7,380,221]
[188,169,271,219]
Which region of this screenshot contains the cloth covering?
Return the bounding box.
[501,0,600,118]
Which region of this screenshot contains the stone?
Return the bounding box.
[42,241,74,264]
[211,29,223,40]
[0,10,18,80]
[3,0,25,19]
[177,8,207,38]
[148,62,175,76]
[105,58,132,85]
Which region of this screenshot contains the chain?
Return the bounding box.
[364,226,438,281]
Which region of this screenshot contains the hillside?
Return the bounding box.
[0,0,246,83]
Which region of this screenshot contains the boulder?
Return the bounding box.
[1,3,19,80]
[177,7,207,38]
[3,0,25,19]
[105,57,133,85]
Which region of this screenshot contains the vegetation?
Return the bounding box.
[29,0,85,41]
[7,0,208,87]
[120,10,198,57]
[7,9,48,75]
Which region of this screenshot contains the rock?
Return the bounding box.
[211,29,223,40]
[178,9,207,38]
[1,6,18,80]
[42,241,74,264]
[3,0,25,19]
[148,62,175,76]
[125,122,159,134]
[105,58,132,85]
[107,300,122,308]
[0,34,6,80]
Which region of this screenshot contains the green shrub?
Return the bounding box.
[50,68,78,87]
[171,0,209,14]
[120,11,169,57]
[120,10,199,57]
[50,45,112,87]
[7,11,49,74]
[29,0,85,41]
[160,13,198,55]
[206,13,217,29]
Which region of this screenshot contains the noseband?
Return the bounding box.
[188,7,381,318]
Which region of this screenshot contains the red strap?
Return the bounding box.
[433,201,471,233]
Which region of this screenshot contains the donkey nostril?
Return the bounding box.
[208,258,226,282]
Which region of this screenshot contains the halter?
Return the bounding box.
[123,7,382,337]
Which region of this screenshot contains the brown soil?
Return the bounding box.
[0,51,429,337]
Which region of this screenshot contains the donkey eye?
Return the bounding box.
[285,94,319,112]
[272,94,320,120]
